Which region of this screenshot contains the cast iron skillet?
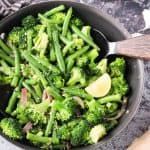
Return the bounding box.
[0,1,144,149]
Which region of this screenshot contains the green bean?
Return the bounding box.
[38,14,58,25]
[98,94,122,104]
[32,55,60,73]
[11,47,20,87]
[23,51,46,72]
[33,84,42,98]
[46,26,57,62]
[66,58,74,72]
[0,38,11,55]
[22,81,40,103]
[0,50,14,66]
[71,25,98,48]
[0,60,13,75]
[68,46,89,60]
[46,86,63,101]
[6,77,23,114]
[27,30,33,51]
[50,44,56,62]
[26,132,51,144]
[52,30,65,73]
[60,35,70,44]
[44,5,65,17]
[67,30,72,40]
[25,79,37,85]
[30,64,48,88]
[45,107,56,136]
[62,7,72,36]
[47,24,52,41]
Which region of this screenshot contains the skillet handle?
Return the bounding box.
[115,34,150,60]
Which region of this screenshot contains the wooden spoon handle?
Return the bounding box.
[116,34,150,59]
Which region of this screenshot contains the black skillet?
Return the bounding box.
[0,1,144,150]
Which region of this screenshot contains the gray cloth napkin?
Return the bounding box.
[0,0,32,17]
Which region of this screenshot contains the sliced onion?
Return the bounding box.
[42,89,53,101]
[73,96,85,109]
[21,88,27,105]
[23,122,32,133]
[105,97,128,120]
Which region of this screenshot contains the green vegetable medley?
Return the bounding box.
[0,5,129,149]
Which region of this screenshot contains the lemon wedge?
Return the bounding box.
[85,73,111,98]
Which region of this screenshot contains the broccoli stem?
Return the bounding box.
[71,25,98,48]
[29,64,48,88]
[62,7,72,36]
[33,84,42,98]
[26,132,51,144]
[0,39,11,55]
[0,50,14,66]
[27,30,33,51]
[45,107,56,136]
[11,47,20,87]
[52,30,65,73]
[5,77,23,114]
[98,94,122,104]
[62,41,74,56]
[62,87,92,100]
[46,86,63,101]
[44,5,65,17]
[22,81,40,103]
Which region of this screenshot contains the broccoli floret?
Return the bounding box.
[51,75,64,88]
[12,104,29,124]
[76,56,89,67]
[50,12,66,24]
[71,17,83,27]
[67,67,86,86]
[108,58,126,77]
[25,100,50,125]
[81,26,93,40]
[7,27,27,49]
[106,102,118,114]
[89,124,106,144]
[84,100,107,125]
[110,75,128,96]
[72,34,84,50]
[33,25,49,56]
[55,98,78,122]
[104,120,118,132]
[87,48,99,63]
[56,124,70,141]
[0,118,23,140]
[96,58,108,74]
[22,15,37,29]
[70,120,90,146]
